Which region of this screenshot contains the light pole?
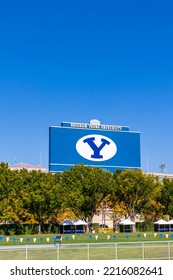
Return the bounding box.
[159,163,167,173]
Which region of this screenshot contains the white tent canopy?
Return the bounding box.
[59,219,74,226]
[119,219,135,232]
[153,219,170,232]
[59,219,87,234]
[74,219,88,225]
[119,219,135,225]
[154,219,168,224]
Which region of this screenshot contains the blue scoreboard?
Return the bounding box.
[49,119,141,173]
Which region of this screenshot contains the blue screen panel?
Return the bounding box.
[49,125,141,173]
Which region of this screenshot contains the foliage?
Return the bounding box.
[61,164,112,222]
[110,169,161,221]
[18,170,63,233]
[0,161,173,235]
[158,178,173,218]
[57,209,77,222]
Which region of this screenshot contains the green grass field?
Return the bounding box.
[0,232,173,260]
[0,231,173,246]
[0,242,173,260]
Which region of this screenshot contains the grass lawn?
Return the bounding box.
[1,232,173,260]
[0,241,173,260]
[0,231,173,246]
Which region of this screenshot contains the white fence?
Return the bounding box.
[0,241,173,260]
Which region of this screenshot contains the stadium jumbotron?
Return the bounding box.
[49,119,141,173]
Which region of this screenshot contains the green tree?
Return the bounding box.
[158,177,173,219]
[110,169,161,222]
[0,162,20,223]
[61,164,112,223]
[19,170,63,233]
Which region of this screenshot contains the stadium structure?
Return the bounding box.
[8,120,173,229]
[49,119,141,173]
[9,162,48,172]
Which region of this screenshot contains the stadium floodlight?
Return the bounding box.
[159,163,167,173]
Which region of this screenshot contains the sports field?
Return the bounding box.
[1,231,173,245]
[0,232,173,260]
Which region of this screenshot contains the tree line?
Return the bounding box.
[0,162,173,233]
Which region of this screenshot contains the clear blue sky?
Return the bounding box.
[0,0,173,173]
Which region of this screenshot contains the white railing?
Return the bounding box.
[0,241,173,260]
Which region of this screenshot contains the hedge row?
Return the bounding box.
[0,222,154,235]
[0,223,59,235]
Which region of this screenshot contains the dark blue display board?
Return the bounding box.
[49,121,141,173]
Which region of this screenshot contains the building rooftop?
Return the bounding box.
[9,162,48,172]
